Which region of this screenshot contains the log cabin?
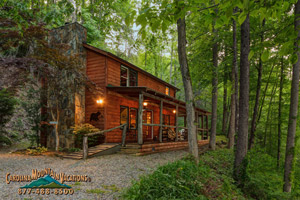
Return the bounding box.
[42,22,210,155]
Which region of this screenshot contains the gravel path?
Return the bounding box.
[0,150,188,200]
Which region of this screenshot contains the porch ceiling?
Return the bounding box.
[106,86,211,115]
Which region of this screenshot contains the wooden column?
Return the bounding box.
[206,115,209,139]
[83,136,88,160]
[159,100,163,142]
[195,111,198,139]
[121,124,127,147]
[138,93,144,145]
[201,114,204,139]
[175,104,178,141]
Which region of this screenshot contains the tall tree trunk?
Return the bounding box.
[170,41,173,84]
[263,79,278,148]
[234,13,250,183]
[145,51,147,67]
[222,70,228,134]
[155,54,158,76]
[177,15,199,163]
[228,17,238,149]
[277,58,284,168]
[233,11,239,133]
[210,24,218,150]
[283,0,300,192]
[160,49,163,79]
[257,64,275,124]
[249,19,265,150]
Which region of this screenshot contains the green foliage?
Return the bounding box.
[0,89,17,129]
[244,149,292,199]
[123,149,300,199]
[72,123,100,135]
[72,123,102,148]
[0,89,17,145]
[26,147,48,155]
[122,149,246,200]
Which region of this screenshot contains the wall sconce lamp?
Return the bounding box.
[143,102,148,106]
[96,99,103,104]
[173,109,176,114]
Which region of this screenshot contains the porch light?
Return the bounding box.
[173,109,176,114]
[143,102,148,106]
[97,99,103,104]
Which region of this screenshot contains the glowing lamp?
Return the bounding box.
[173,110,176,114]
[97,99,103,104]
[143,102,148,106]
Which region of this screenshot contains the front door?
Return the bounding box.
[143,110,153,139]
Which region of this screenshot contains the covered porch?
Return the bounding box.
[107,86,211,145]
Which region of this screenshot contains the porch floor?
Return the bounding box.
[120,140,209,155]
[62,143,121,160]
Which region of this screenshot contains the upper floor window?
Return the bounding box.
[165,86,170,95]
[121,65,137,86]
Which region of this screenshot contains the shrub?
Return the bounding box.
[72,123,102,148]
[0,89,17,145]
[72,123,100,135]
[244,148,291,200]
[27,147,48,155]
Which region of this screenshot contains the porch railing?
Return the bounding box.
[83,123,127,160]
[142,123,209,141]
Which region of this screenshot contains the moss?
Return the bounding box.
[86,188,107,194]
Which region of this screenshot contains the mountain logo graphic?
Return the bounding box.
[21,175,71,188]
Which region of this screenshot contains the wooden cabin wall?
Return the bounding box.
[106,56,176,97]
[86,48,178,143]
[138,73,176,98]
[85,49,106,130]
[105,91,176,143]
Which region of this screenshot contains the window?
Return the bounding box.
[130,108,137,129]
[121,66,129,86]
[165,86,170,95]
[120,65,137,86]
[129,70,137,86]
[120,106,129,126]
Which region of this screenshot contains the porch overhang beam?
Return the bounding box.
[141,91,185,109]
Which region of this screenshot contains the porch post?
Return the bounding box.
[201,114,204,139]
[206,115,209,139]
[195,111,198,139]
[175,104,178,141]
[138,92,144,145]
[159,100,163,142]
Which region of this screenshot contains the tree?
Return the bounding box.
[177,12,199,163]
[283,0,300,192]
[249,18,265,150]
[210,19,218,150]
[234,12,250,184]
[228,16,237,149]
[0,89,17,145]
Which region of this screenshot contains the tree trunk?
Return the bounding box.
[257,64,275,124]
[277,58,284,168]
[248,19,265,150]
[222,70,228,135]
[234,13,250,183]
[177,15,199,163]
[233,11,239,133]
[263,79,278,148]
[210,20,218,150]
[170,41,173,84]
[228,18,237,149]
[145,51,147,67]
[155,54,158,76]
[283,0,300,192]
